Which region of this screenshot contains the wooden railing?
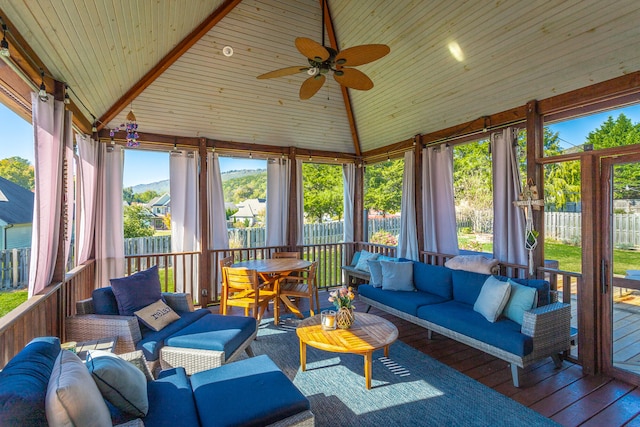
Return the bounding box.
[0,260,95,368]
[125,251,200,295]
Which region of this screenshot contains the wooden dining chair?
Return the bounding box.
[221,267,278,321]
[219,255,234,315]
[272,252,301,259]
[278,261,319,318]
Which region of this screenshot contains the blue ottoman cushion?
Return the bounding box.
[359,284,448,316]
[136,309,210,360]
[191,355,309,427]
[0,337,60,426]
[417,301,532,356]
[164,314,256,358]
[144,367,200,427]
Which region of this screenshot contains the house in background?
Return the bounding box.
[145,193,171,230]
[231,198,265,226]
[0,177,34,250]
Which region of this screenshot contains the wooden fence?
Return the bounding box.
[0,248,30,290]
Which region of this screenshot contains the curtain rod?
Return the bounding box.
[423,118,525,148]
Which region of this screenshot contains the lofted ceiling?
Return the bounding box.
[1,0,640,156]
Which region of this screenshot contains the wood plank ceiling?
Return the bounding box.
[1,0,640,155]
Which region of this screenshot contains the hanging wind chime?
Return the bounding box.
[513,178,544,275]
[109,108,140,147]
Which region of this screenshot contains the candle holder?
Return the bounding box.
[321,310,337,330]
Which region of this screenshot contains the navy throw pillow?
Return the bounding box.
[0,337,60,426]
[92,287,119,315]
[110,265,163,316]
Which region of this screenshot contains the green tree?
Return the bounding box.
[0,156,34,190]
[123,187,134,204]
[586,114,640,199]
[136,190,160,203]
[302,163,343,222]
[123,205,155,238]
[222,171,267,204]
[364,159,403,214]
[453,139,493,211]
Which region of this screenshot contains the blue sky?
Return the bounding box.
[3,102,640,187]
[0,102,264,187]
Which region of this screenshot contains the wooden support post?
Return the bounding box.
[414,136,424,257]
[580,154,598,375]
[525,100,544,279]
[52,80,67,283]
[198,138,211,306]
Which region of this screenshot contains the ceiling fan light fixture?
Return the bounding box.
[307,67,318,76]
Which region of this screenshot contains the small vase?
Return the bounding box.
[336,307,355,329]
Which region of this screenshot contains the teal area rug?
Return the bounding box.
[243,318,560,427]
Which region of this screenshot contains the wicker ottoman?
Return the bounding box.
[160,314,257,375]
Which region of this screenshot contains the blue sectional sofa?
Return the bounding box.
[0,337,314,427]
[358,259,572,387]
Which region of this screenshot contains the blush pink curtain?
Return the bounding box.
[75,134,100,265]
[28,93,65,297]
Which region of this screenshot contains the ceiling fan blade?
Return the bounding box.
[300,75,326,100]
[334,68,374,90]
[335,44,390,66]
[257,66,308,79]
[295,37,329,62]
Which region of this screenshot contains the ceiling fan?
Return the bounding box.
[257,1,390,100]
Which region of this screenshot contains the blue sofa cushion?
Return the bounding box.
[0,337,60,426]
[417,301,533,356]
[191,355,310,427]
[413,262,453,299]
[451,269,491,305]
[165,314,256,357]
[110,265,163,316]
[92,287,120,315]
[136,309,210,360]
[144,367,200,427]
[359,284,448,317]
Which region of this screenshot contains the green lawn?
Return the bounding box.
[460,233,640,276]
[0,289,28,317]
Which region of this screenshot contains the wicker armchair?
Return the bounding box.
[66,291,258,376]
[67,292,194,354]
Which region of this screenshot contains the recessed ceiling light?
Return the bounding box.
[222,46,234,57]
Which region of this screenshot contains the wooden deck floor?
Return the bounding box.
[215,290,640,426]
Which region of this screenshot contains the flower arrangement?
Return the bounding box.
[328,286,355,310]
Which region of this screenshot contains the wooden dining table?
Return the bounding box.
[231,258,312,325]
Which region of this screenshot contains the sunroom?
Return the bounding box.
[0,1,639,425]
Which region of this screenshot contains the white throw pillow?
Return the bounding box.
[46,350,112,427]
[381,260,414,291]
[354,250,379,272]
[473,276,511,322]
[86,350,149,417]
[445,255,499,274]
[134,299,181,332]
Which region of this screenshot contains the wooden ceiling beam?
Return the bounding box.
[0,8,92,133]
[322,0,362,156]
[97,0,242,131]
[97,128,359,162]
